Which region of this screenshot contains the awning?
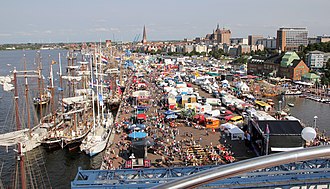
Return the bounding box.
[137,113,147,120]
[128,131,147,139]
[166,114,178,119]
[163,110,175,115]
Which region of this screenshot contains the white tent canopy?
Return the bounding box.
[228,126,244,140]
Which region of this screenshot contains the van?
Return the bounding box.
[229,116,244,127]
[206,98,221,106]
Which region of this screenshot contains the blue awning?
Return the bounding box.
[129,131,147,139]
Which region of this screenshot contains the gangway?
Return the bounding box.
[72,146,330,188]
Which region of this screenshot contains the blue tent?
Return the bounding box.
[166,114,178,119]
[129,131,147,139]
[163,110,175,115]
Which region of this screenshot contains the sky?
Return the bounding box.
[0,0,329,44]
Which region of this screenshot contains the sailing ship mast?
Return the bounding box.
[13,67,26,189]
[36,52,44,123]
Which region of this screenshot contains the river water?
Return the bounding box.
[273,95,330,132]
[0,50,329,188]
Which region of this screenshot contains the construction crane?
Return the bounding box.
[133,34,140,44]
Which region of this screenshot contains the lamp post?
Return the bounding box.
[314,116,318,129]
[278,100,282,112]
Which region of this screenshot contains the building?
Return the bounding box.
[231,38,248,45]
[238,44,251,55]
[248,120,304,155]
[194,44,207,53]
[217,28,231,44]
[183,45,194,53]
[205,25,231,44]
[307,50,324,69]
[142,25,147,44]
[248,35,263,45]
[276,27,308,51]
[317,35,330,43]
[280,59,310,81]
[256,37,277,50]
[248,52,309,80]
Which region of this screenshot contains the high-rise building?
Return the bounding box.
[142,25,147,44]
[276,27,308,52]
[248,35,263,45]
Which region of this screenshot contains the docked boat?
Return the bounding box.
[80,112,113,156]
[0,66,54,153]
[33,94,50,106]
[262,93,278,97]
[282,89,302,95]
[288,103,295,107]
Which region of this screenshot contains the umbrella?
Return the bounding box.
[163,110,175,115]
[166,114,178,119]
[129,131,147,139]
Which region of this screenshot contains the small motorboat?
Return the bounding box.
[288,103,295,107]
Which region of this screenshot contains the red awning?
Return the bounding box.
[137,113,147,120]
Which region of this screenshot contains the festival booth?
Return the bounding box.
[136,106,148,114]
[132,90,150,107]
[228,126,244,140]
[220,123,244,140]
[205,117,220,129]
[125,132,152,169]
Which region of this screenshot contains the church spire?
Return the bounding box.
[142,25,147,44]
[217,23,219,30]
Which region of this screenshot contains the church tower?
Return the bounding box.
[142,25,147,44]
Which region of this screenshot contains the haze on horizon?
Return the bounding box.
[0,0,329,44]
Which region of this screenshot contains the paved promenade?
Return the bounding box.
[101,70,255,170]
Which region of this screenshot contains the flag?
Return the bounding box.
[98,93,104,106]
[101,56,108,64]
[265,124,270,155]
[266,124,270,134]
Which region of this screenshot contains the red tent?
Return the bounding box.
[224,110,233,116]
[137,113,147,120]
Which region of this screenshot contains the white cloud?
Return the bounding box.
[0,33,12,37]
[16,32,33,36]
[110,27,120,32]
[95,19,107,23]
[91,27,110,32]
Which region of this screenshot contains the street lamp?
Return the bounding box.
[314,116,318,129]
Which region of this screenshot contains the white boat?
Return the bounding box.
[282,89,302,95]
[288,103,295,107]
[80,50,114,156]
[80,112,113,156]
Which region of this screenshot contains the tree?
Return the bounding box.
[321,59,330,86]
